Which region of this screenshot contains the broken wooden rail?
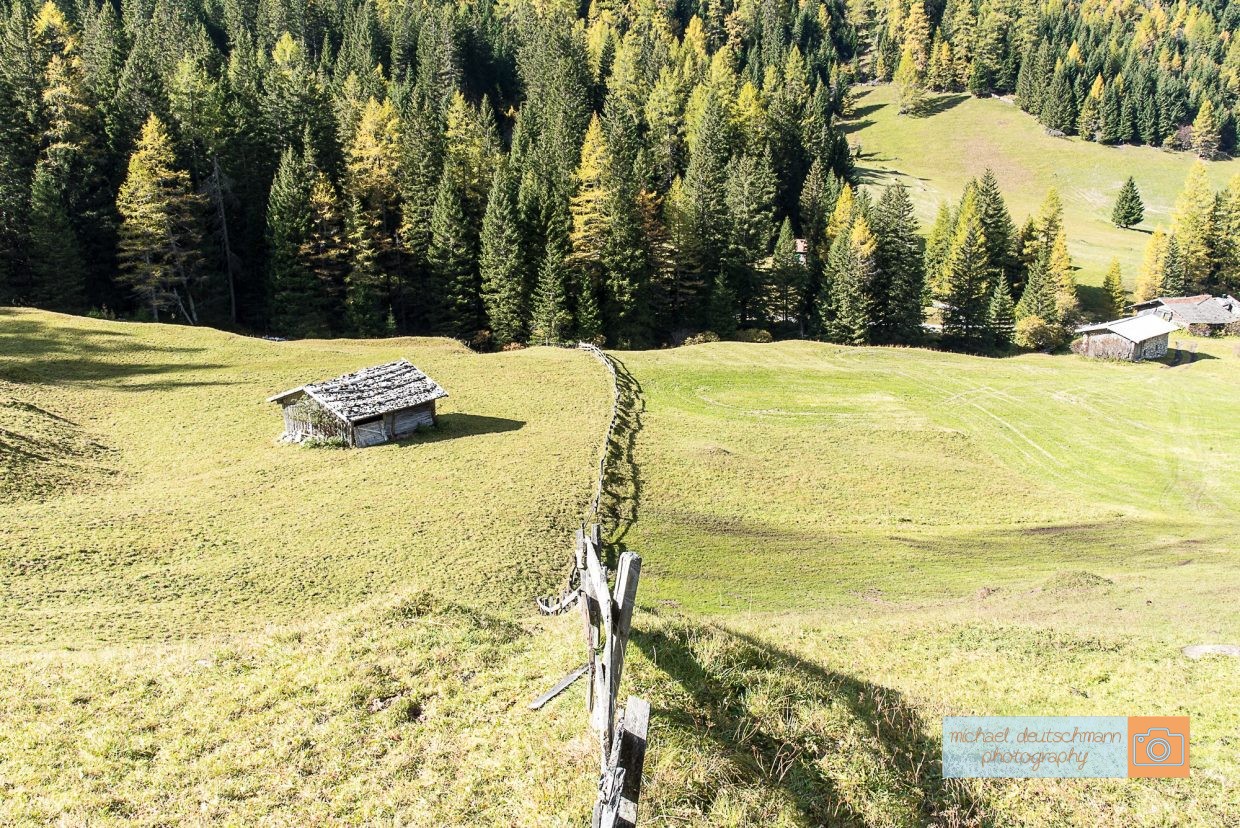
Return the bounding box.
[532,525,648,826]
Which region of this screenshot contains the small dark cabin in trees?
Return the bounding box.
[268,359,448,447]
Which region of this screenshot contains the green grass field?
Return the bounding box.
[846,85,1240,290]
[1,309,1237,825]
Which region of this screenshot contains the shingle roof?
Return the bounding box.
[1134,295,1240,325]
[268,360,447,423]
[1161,301,1237,325]
[1076,315,1180,343]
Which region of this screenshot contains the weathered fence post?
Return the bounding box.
[532,343,651,825]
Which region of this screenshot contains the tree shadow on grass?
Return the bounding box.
[0,311,223,389]
[632,617,992,827]
[911,94,970,118]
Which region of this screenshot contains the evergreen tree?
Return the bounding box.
[724,152,777,325]
[941,192,989,348]
[974,169,1016,285]
[529,210,571,345]
[1111,177,1145,229]
[987,273,1016,349]
[428,172,479,338]
[27,161,86,310]
[116,115,205,322]
[826,215,879,344]
[767,218,807,332]
[267,146,327,336]
[479,164,526,345]
[872,182,925,343]
[1102,258,1125,318]
[1160,236,1187,297]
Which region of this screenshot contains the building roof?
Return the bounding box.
[1163,301,1237,325]
[268,359,447,423]
[1133,294,1213,309]
[1134,294,1240,325]
[1076,315,1180,343]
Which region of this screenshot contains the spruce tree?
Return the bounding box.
[987,274,1016,349]
[1014,251,1058,325]
[1102,259,1125,318]
[479,164,526,345]
[28,161,86,310]
[267,146,327,337]
[428,172,480,338]
[872,182,925,343]
[941,194,989,349]
[768,218,807,332]
[1111,177,1144,228]
[681,89,732,299]
[529,213,570,345]
[974,169,1017,286]
[1160,236,1187,296]
[827,215,879,345]
[345,195,384,336]
[724,152,776,326]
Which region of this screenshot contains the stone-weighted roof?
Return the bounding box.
[268,359,447,423]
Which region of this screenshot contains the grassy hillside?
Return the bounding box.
[0,308,608,645]
[846,85,1240,289]
[2,310,1237,825]
[619,338,1239,825]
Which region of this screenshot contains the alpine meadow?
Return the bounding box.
[1,0,1239,826]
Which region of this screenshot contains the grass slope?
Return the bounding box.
[0,308,609,645]
[619,338,1239,825]
[2,311,1237,825]
[846,85,1240,290]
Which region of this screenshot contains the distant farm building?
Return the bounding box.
[1134,294,1240,336]
[268,360,447,447]
[1073,316,1180,361]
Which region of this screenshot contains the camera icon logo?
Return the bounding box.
[1132,727,1185,767]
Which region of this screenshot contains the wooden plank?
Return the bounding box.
[529,662,589,710]
[615,696,650,828]
[607,552,641,736]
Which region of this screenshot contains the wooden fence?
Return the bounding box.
[531,344,649,827]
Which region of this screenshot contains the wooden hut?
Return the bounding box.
[268,359,448,447]
[1073,316,1180,361]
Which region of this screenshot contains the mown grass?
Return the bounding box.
[2,310,1237,825]
[846,84,1240,289]
[619,338,1239,825]
[0,308,609,645]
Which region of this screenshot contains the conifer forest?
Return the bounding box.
[2,0,1240,349]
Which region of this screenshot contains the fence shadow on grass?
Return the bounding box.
[632,617,993,827]
[599,353,645,561]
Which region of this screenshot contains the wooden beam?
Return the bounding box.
[615,696,650,828]
[529,663,589,710]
